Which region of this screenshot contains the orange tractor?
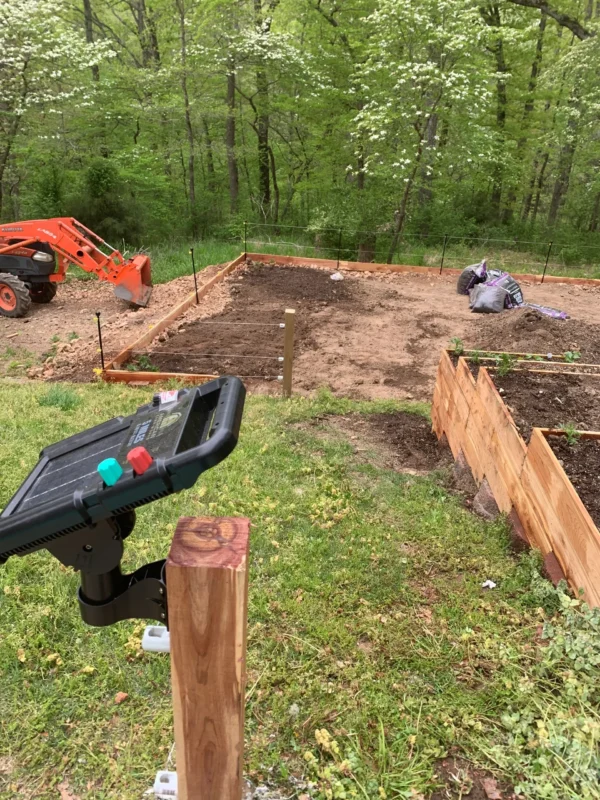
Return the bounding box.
[0,217,153,317]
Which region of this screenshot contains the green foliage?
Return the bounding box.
[126,354,159,372]
[450,337,464,356]
[3,0,600,271]
[559,422,582,446]
[563,350,581,364]
[37,386,82,411]
[70,160,144,244]
[470,349,482,365]
[495,352,516,377]
[483,590,600,800]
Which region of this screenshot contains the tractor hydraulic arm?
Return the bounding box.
[0,217,152,307]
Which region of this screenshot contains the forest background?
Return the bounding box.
[2,0,600,270]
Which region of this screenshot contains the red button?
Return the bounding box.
[127,446,154,475]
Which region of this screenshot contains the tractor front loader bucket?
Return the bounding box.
[113,255,153,307]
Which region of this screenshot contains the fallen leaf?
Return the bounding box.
[114,692,129,705]
[80,666,96,675]
[482,776,502,799]
[16,649,25,663]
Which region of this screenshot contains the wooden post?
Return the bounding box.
[282,308,296,398]
[166,516,250,800]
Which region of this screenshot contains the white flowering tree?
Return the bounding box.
[348,0,494,259]
[0,0,111,217]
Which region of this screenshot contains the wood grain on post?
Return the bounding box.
[166,516,251,800]
[282,308,296,398]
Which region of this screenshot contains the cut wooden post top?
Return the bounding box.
[167,516,250,570]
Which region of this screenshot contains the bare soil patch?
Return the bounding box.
[492,372,600,441]
[430,756,514,799]
[146,262,359,381]
[3,258,600,401]
[0,265,229,382]
[548,436,600,529]
[321,411,454,474]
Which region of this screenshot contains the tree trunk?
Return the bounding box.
[255,66,271,216]
[589,191,600,232]
[226,64,239,213]
[503,11,546,222]
[202,117,216,192]
[531,151,549,225]
[268,145,279,222]
[175,0,195,229]
[481,5,507,221]
[131,0,160,67]
[387,137,425,263]
[418,111,439,211]
[82,0,100,81]
[254,0,272,218]
[358,234,376,263]
[547,97,579,227]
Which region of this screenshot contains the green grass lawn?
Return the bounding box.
[0,382,598,799]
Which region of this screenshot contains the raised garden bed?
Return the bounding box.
[547,433,600,529]
[145,262,358,380]
[432,349,600,606]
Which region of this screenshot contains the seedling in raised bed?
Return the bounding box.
[450,337,464,356]
[563,350,581,364]
[524,353,543,362]
[495,352,516,377]
[559,422,581,446]
[470,350,482,365]
[127,354,160,372]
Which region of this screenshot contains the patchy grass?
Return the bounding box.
[37,386,82,412]
[0,346,36,377]
[0,383,598,799]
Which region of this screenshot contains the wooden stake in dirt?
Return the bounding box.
[166,516,250,800]
[282,308,296,398]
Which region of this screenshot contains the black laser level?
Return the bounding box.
[0,377,245,627]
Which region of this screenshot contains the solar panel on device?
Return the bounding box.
[17,430,123,513]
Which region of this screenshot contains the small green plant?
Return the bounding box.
[50,334,60,344]
[38,386,82,411]
[450,337,464,356]
[525,353,543,362]
[68,331,79,341]
[559,422,581,446]
[495,352,516,376]
[563,350,581,364]
[127,354,160,372]
[470,349,482,365]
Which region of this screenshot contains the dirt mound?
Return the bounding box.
[472,307,600,360]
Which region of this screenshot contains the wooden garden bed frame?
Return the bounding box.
[432,350,600,606]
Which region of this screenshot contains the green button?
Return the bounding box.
[97,458,123,487]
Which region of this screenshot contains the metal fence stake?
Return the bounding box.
[95,311,105,371]
[189,248,199,304]
[439,234,448,275]
[541,241,553,284]
[336,228,343,270]
[244,221,248,259]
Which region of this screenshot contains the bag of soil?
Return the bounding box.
[483,271,524,307]
[457,260,488,295]
[469,283,509,313]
